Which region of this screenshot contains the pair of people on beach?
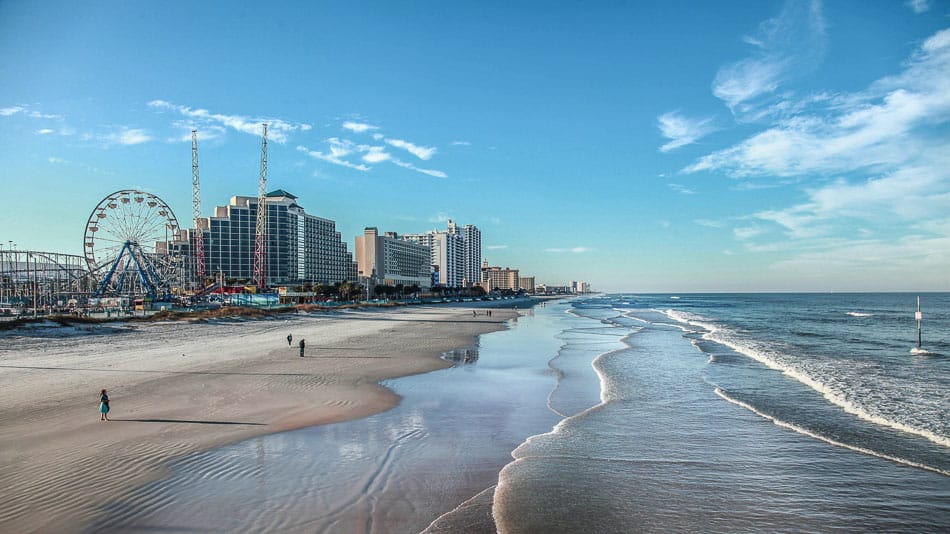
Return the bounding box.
[99,389,110,421]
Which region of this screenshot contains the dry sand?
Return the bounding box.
[0,306,514,533]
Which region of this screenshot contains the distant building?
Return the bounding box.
[519,276,535,293]
[175,190,357,287]
[404,229,465,288]
[570,281,591,294]
[481,261,520,291]
[447,220,481,287]
[355,228,431,290]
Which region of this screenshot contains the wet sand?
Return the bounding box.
[0,306,514,532]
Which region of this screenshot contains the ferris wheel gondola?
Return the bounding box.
[83,190,180,299]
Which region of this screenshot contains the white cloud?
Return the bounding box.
[0,105,63,119]
[658,111,716,152]
[0,106,25,116]
[169,123,226,143]
[486,245,508,250]
[451,140,472,146]
[687,28,950,178]
[906,0,931,13]
[36,128,55,135]
[94,127,152,146]
[148,100,309,143]
[428,212,452,223]
[711,0,826,115]
[545,247,592,253]
[391,158,447,178]
[342,121,379,133]
[296,144,370,171]
[46,156,114,175]
[694,219,725,228]
[753,163,950,239]
[733,226,766,240]
[668,183,696,195]
[361,146,391,163]
[386,138,437,160]
[686,27,950,288]
[117,129,152,145]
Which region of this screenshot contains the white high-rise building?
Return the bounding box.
[447,220,481,287]
[405,229,464,288]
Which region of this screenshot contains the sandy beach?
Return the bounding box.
[0,306,515,533]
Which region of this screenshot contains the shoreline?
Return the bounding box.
[0,306,519,532]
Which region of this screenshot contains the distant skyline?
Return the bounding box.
[1,1,948,292]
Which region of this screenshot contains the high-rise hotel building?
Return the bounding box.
[175,190,357,286]
[354,228,432,289]
[403,230,464,288]
[447,220,482,287]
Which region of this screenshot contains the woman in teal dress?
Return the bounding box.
[99,389,110,421]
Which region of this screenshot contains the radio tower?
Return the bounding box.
[191,130,206,287]
[253,123,268,288]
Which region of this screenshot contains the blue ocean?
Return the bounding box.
[96,294,950,532]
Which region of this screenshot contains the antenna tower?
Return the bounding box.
[191,130,206,286]
[253,123,268,288]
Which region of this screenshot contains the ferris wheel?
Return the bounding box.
[83,190,181,299]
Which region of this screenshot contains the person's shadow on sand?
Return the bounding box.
[111,418,265,426]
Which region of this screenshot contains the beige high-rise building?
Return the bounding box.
[355,228,431,289]
[482,263,520,291]
[519,276,535,293]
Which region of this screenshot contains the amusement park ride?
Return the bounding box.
[82,189,181,300]
[0,125,271,312]
[81,124,270,301]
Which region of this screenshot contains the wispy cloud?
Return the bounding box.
[148,100,310,143]
[361,145,391,163]
[392,158,447,178]
[47,156,114,175]
[687,28,950,178]
[691,23,950,282]
[0,106,24,116]
[711,0,826,116]
[546,247,592,253]
[298,120,446,178]
[36,128,55,135]
[752,161,950,240]
[94,127,152,146]
[906,0,931,13]
[658,111,716,152]
[733,226,765,240]
[668,183,696,195]
[386,138,436,160]
[296,143,370,171]
[428,212,452,223]
[486,245,508,250]
[342,121,379,133]
[451,140,472,146]
[1,104,63,119]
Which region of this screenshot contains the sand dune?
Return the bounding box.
[0,306,513,532]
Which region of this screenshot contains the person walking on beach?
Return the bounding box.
[299,339,305,357]
[287,333,293,346]
[99,389,111,421]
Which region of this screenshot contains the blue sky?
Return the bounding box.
[1,0,948,292]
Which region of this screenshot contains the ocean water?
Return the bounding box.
[494,293,950,533]
[95,295,950,532]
